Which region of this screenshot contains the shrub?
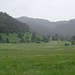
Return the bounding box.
[65,43,70,46]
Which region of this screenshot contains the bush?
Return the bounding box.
[71,41,75,45]
[65,43,70,46]
[27,39,30,43]
[19,38,25,43]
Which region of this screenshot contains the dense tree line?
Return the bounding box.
[18,32,50,43]
[0,12,30,33]
[0,32,75,44]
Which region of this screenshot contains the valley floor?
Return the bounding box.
[0,41,75,75]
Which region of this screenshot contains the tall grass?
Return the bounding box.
[0,41,75,75]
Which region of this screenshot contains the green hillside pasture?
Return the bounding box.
[2,33,20,43]
[0,41,75,75]
[1,33,32,43]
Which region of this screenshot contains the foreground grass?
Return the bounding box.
[0,41,75,75]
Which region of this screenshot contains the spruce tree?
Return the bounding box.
[6,38,9,43]
[0,34,2,42]
[36,37,40,43]
[26,34,30,43]
[31,32,36,42]
[20,38,25,43]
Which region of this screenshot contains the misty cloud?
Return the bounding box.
[0,0,75,21]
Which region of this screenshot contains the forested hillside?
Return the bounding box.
[17,17,55,36]
[53,19,75,36]
[17,16,75,36]
[0,12,30,33]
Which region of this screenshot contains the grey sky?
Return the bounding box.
[0,0,75,21]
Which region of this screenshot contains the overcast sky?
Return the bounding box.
[0,0,75,21]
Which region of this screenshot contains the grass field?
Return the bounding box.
[0,41,75,75]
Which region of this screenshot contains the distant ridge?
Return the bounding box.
[17,17,55,36]
[17,16,75,36]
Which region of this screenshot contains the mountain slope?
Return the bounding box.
[53,19,75,36]
[17,17,55,36]
[17,16,75,36]
[0,12,30,33]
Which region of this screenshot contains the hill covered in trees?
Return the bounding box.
[17,17,55,36]
[17,16,75,36]
[53,19,75,36]
[0,12,30,33]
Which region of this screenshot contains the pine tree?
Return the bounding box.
[0,34,2,42]
[36,37,40,43]
[17,33,23,38]
[26,34,30,43]
[52,34,59,41]
[43,36,49,43]
[6,38,9,43]
[31,32,36,42]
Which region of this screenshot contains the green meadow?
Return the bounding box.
[0,41,75,75]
